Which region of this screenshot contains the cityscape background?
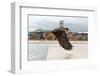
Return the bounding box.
[28,15,88,41]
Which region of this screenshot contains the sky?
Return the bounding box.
[28,15,88,32]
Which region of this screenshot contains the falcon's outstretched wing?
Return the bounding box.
[52,29,73,50]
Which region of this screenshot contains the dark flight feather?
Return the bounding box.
[52,29,73,50]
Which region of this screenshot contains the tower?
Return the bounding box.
[59,20,65,30]
[59,20,69,32]
[59,20,64,27]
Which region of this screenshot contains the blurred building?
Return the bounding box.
[28,20,88,41]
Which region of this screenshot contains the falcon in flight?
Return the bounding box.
[51,27,73,50]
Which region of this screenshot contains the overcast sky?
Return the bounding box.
[29,15,88,32]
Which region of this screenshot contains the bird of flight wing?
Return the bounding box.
[51,28,73,50]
